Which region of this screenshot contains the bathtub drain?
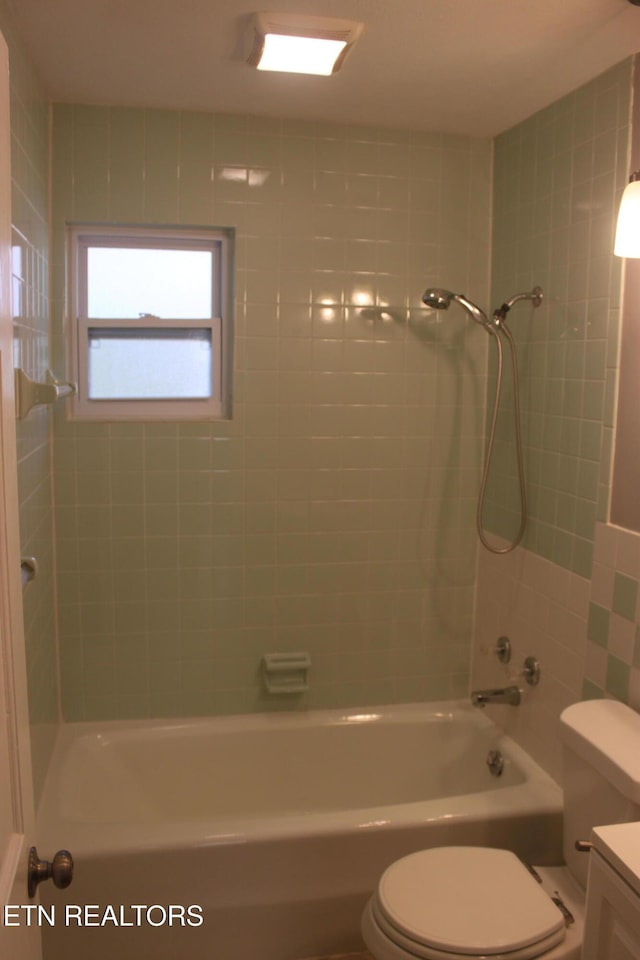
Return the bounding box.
[486,749,504,777]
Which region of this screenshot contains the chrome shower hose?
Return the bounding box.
[476,321,526,554]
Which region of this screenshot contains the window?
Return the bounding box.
[68,225,233,420]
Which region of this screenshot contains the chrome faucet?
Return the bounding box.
[471,686,521,708]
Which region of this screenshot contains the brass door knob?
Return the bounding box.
[27,846,74,898]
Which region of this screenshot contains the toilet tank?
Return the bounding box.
[560,700,640,891]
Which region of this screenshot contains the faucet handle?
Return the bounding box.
[496,636,511,663]
[479,636,512,663]
[521,657,540,686]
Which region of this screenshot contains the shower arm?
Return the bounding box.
[492,285,543,327]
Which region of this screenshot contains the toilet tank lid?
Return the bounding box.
[560,700,640,802]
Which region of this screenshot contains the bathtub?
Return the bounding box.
[37,700,562,960]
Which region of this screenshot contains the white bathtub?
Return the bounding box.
[38,701,562,960]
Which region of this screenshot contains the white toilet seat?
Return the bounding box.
[363,847,568,960]
[364,898,565,960]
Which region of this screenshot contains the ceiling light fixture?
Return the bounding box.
[246,12,363,76]
[614,171,640,257]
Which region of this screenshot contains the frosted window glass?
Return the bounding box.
[87,248,213,318]
[88,328,212,399]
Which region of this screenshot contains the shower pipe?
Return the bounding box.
[421,286,543,554]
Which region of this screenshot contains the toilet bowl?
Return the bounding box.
[362,700,640,960]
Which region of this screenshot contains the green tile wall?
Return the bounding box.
[473,61,640,783]
[0,1,59,803]
[486,59,632,576]
[50,106,492,720]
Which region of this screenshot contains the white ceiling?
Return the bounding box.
[8,0,640,137]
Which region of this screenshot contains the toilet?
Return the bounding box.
[362,699,640,960]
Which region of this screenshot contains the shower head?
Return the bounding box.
[422,288,491,329]
[422,288,454,310]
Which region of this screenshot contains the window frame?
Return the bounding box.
[67,223,233,421]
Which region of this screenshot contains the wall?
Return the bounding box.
[611,63,640,533]
[50,106,492,720]
[0,1,58,804]
[473,59,639,781]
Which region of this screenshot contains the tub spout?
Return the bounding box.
[471,686,521,708]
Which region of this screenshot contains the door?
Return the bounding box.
[0,28,42,960]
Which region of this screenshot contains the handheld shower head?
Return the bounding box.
[422,288,490,329]
[452,293,491,328]
[422,288,454,310]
